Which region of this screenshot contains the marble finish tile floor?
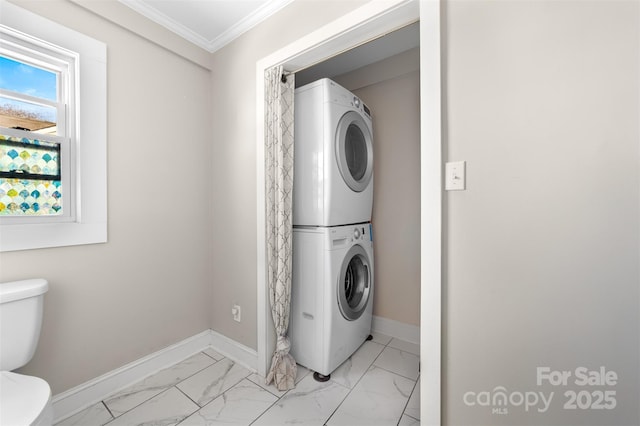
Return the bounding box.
[55,333,420,426]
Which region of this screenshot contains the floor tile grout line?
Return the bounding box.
[246,373,291,399]
[248,388,283,426]
[323,342,387,425]
[367,341,405,376]
[354,339,419,424]
[251,370,354,426]
[102,351,220,421]
[325,355,416,425]
[372,363,419,382]
[191,364,309,425]
[173,385,204,425]
[298,375,351,426]
[101,401,115,423]
[398,375,420,424]
[404,412,420,422]
[161,363,253,424]
[372,344,420,381]
[175,376,274,426]
[247,371,323,426]
[103,388,162,421]
[322,372,363,424]
[103,387,178,425]
[184,360,252,408]
[299,335,406,425]
[249,398,280,425]
[174,383,202,410]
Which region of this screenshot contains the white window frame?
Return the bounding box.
[0,30,76,224]
[0,0,107,251]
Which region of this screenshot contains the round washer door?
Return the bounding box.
[337,244,372,321]
[335,111,373,192]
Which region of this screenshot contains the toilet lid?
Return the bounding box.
[0,371,51,425]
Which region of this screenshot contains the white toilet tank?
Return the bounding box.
[0,279,48,371]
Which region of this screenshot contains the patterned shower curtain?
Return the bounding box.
[264,65,297,391]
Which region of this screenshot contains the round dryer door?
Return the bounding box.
[337,244,372,321]
[335,111,373,192]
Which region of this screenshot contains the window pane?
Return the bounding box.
[0,178,62,215]
[0,96,57,133]
[0,135,62,216]
[0,137,60,178]
[0,56,57,102]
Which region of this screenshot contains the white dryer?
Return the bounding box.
[293,78,374,227]
[290,223,374,377]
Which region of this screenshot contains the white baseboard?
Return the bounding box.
[52,329,257,423]
[372,315,420,344]
[208,329,258,373]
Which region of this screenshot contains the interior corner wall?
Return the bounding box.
[334,49,421,327]
[443,1,640,425]
[0,0,213,394]
[208,0,368,350]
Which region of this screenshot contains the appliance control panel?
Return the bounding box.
[351,225,371,242]
[328,80,371,119]
[329,224,373,247]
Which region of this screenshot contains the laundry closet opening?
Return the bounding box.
[293,21,421,333]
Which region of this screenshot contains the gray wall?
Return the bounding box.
[335,49,421,326]
[443,1,639,425]
[208,0,368,349]
[0,0,213,394]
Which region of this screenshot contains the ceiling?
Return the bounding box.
[118,0,419,77]
[118,0,294,53]
[295,21,419,87]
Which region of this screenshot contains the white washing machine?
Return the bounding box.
[293,78,374,227]
[290,223,374,377]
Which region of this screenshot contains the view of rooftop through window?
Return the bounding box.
[0,55,58,133]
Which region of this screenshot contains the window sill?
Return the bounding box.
[0,221,107,252]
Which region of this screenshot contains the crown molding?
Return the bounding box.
[205,0,294,52]
[118,0,211,50]
[118,0,294,53]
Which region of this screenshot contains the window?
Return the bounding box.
[0,1,107,251]
[0,34,75,220]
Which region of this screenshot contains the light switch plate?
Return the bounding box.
[445,161,466,191]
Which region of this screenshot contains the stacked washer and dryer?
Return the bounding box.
[290,78,375,380]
